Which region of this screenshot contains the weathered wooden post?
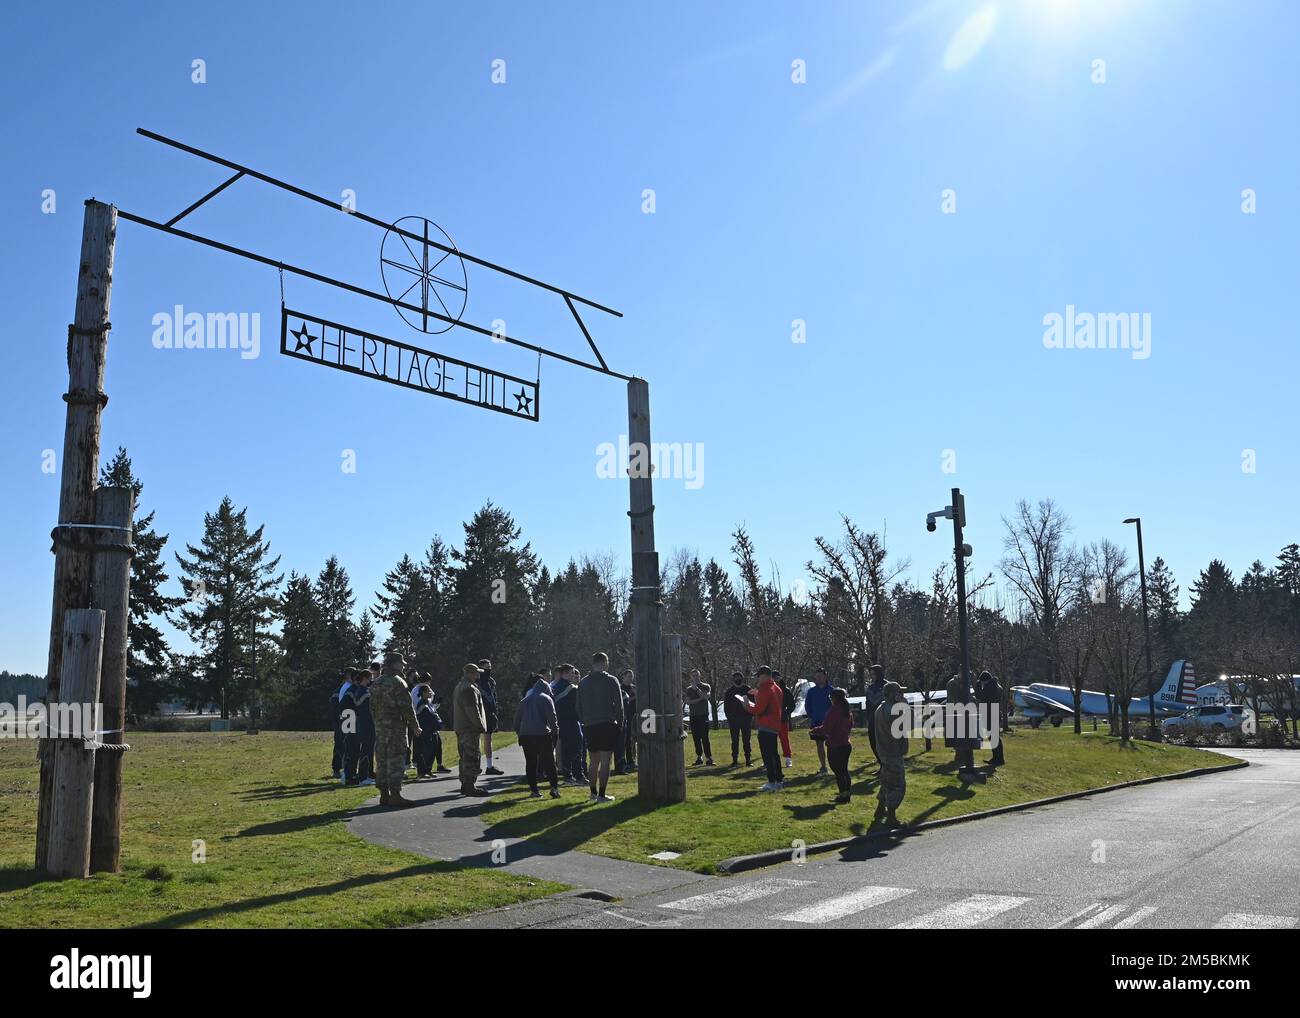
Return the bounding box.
[628,377,684,803]
[90,485,133,873]
[660,633,686,799]
[37,200,116,871]
[48,608,106,879]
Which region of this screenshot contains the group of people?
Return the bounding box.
[330,651,636,808]
[330,651,1004,828]
[514,654,636,801]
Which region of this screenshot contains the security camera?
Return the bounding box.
[926,515,938,532]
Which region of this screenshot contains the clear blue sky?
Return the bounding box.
[2,0,1296,674]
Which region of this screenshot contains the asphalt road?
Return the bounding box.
[429,749,1300,930]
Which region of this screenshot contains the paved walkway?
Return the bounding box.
[349,746,1300,930]
[345,741,709,902]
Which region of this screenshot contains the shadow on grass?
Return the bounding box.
[230,806,373,839]
[129,859,480,929]
[0,865,54,893]
[237,780,342,802]
[477,795,657,855]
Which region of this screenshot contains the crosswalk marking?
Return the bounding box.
[892,893,1030,929]
[1076,904,1130,928]
[1051,903,1105,928]
[1114,906,1158,929]
[1213,913,1298,929]
[775,885,915,924]
[660,877,812,913]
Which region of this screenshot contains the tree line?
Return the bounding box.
[67,453,1300,740]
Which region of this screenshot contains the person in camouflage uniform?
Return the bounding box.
[454,663,489,797]
[369,652,422,808]
[873,680,908,828]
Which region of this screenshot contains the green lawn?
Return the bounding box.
[0,731,562,928]
[479,727,1234,874]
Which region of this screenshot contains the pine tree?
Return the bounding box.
[314,556,358,669]
[1145,556,1182,663]
[278,572,321,674]
[1186,560,1237,682]
[174,497,282,717]
[412,537,453,669]
[99,448,182,717]
[447,502,538,701]
[374,554,428,663]
[354,609,377,664]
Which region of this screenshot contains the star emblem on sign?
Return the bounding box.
[290,321,316,353]
[514,388,534,415]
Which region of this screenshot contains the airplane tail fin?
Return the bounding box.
[1155,660,1198,707]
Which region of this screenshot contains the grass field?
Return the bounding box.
[0,731,562,928]
[479,727,1233,874]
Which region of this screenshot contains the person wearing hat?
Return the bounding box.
[873,680,908,827]
[454,663,490,797]
[369,652,422,808]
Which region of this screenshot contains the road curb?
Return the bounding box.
[716,757,1250,875]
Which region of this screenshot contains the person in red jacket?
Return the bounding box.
[810,687,854,803]
[743,666,784,791]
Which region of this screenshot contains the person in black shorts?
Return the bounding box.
[577,652,624,803]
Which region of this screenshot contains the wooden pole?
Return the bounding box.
[661,633,686,800]
[37,200,116,871]
[628,378,684,803]
[47,608,106,879]
[89,486,133,873]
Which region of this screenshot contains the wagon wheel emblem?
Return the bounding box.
[379,216,468,334]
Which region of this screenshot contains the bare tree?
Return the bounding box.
[1001,499,1074,688]
[807,516,909,677]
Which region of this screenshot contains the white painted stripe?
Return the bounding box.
[1051,903,1105,928]
[1076,904,1129,928]
[1213,913,1298,929]
[660,877,812,913]
[1114,906,1158,929]
[775,885,915,924]
[892,893,1030,929]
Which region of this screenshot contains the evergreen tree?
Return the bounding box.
[1145,556,1182,663]
[314,556,358,669]
[447,502,539,703]
[278,572,321,674]
[374,554,428,664]
[1186,560,1237,682]
[354,609,377,664]
[174,497,282,717]
[99,448,181,717]
[412,537,453,669]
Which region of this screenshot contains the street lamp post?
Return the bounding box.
[1124,517,1156,738]
[929,488,974,772]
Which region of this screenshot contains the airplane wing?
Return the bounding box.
[903,690,948,706]
[1014,687,1075,716]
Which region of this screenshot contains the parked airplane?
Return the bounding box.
[1195,675,1300,718]
[1010,660,1198,728]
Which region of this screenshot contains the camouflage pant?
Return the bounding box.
[457,732,481,787]
[878,756,906,808]
[374,729,409,792]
